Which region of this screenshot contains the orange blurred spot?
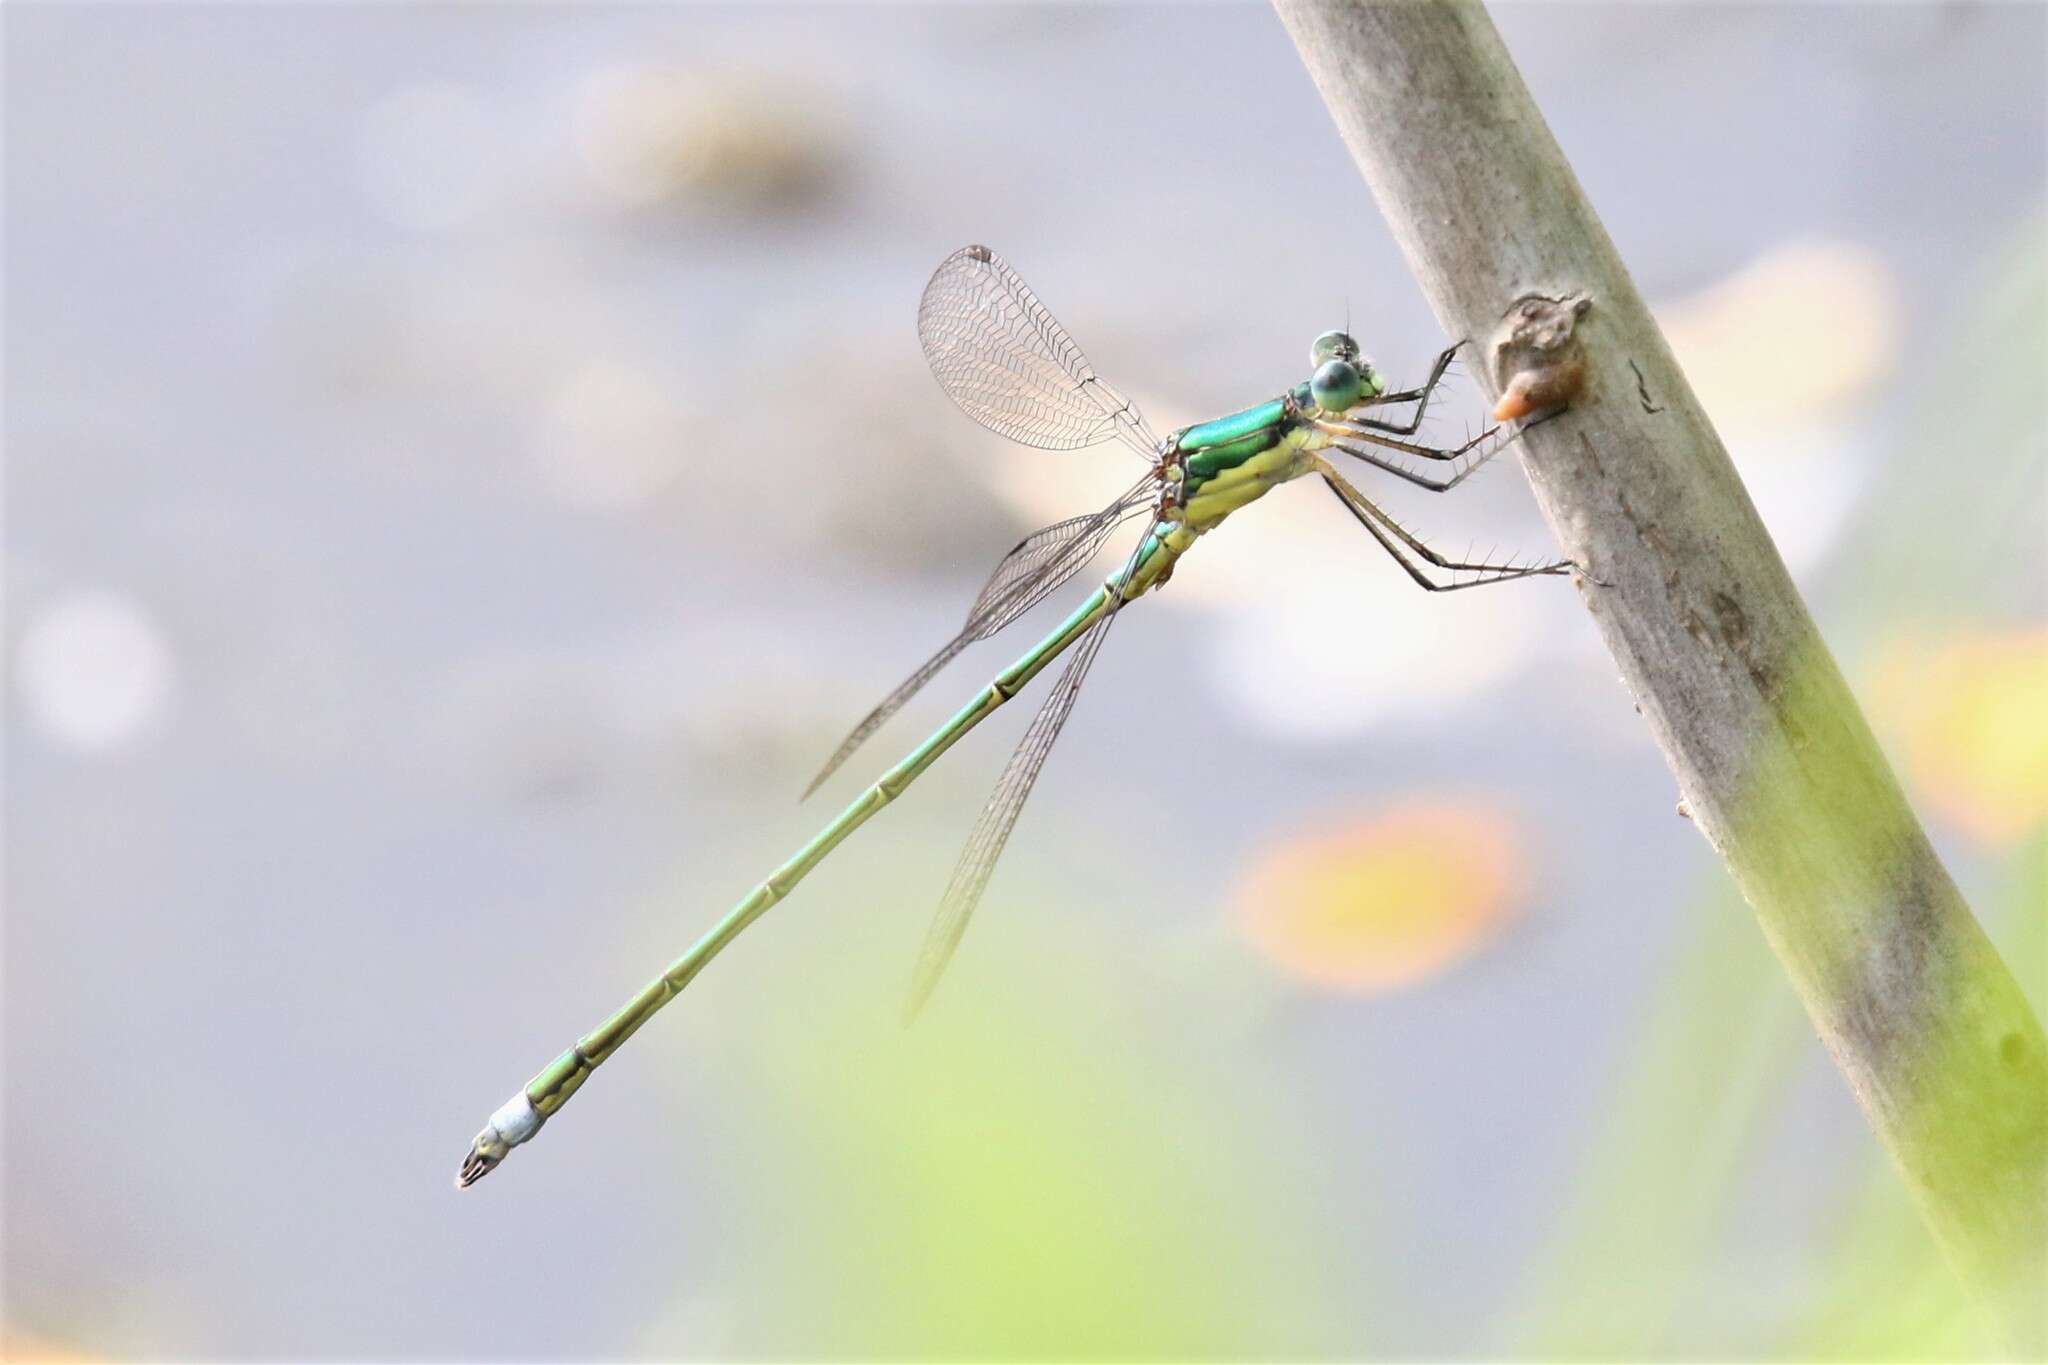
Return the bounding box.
[3,1336,99,1363]
[1870,627,2048,847]
[1233,799,1527,991]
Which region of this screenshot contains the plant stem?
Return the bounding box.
[1271,0,2048,1348]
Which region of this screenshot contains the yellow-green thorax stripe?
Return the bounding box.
[1174,390,1318,533]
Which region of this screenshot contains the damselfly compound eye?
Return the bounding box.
[1310,330,1360,368]
[1311,357,1365,413]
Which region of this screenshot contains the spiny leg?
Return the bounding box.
[1313,458,1571,593]
[1347,342,1463,435]
[1324,478,1563,593]
[1313,416,1498,465]
[1323,402,1571,494]
[1321,423,1513,494]
[1327,394,1568,456]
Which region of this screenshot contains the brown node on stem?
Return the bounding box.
[1491,292,1592,421]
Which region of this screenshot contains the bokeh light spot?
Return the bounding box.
[1660,238,1899,430]
[537,358,688,510]
[572,64,840,216]
[1870,626,2048,846]
[1233,799,1527,991]
[15,589,175,753]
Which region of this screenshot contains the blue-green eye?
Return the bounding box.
[1311,358,1365,413]
[1310,330,1360,368]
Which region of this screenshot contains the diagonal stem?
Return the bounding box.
[1272,0,2048,1350]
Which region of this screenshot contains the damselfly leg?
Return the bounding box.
[1320,421,1511,494]
[1314,458,1572,593]
[1346,342,1463,435]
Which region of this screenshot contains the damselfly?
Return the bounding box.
[459,245,1573,1186]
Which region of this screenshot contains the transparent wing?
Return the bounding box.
[902,532,1148,1020]
[918,245,1159,459]
[802,478,1155,800]
[964,475,1155,633]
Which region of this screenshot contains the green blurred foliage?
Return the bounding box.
[635,216,2048,1363]
[1505,214,2048,1360]
[654,880,1347,1359]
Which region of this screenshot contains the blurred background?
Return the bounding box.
[5,3,2044,1359]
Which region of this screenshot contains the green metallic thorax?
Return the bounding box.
[1173,382,1326,533]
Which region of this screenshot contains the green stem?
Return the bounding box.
[1272,0,2048,1347]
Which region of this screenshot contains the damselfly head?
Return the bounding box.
[1310,358,1363,413]
[1309,332,1386,413]
[1310,330,1360,368]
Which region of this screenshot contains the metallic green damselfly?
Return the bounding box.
[459,245,1571,1186]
